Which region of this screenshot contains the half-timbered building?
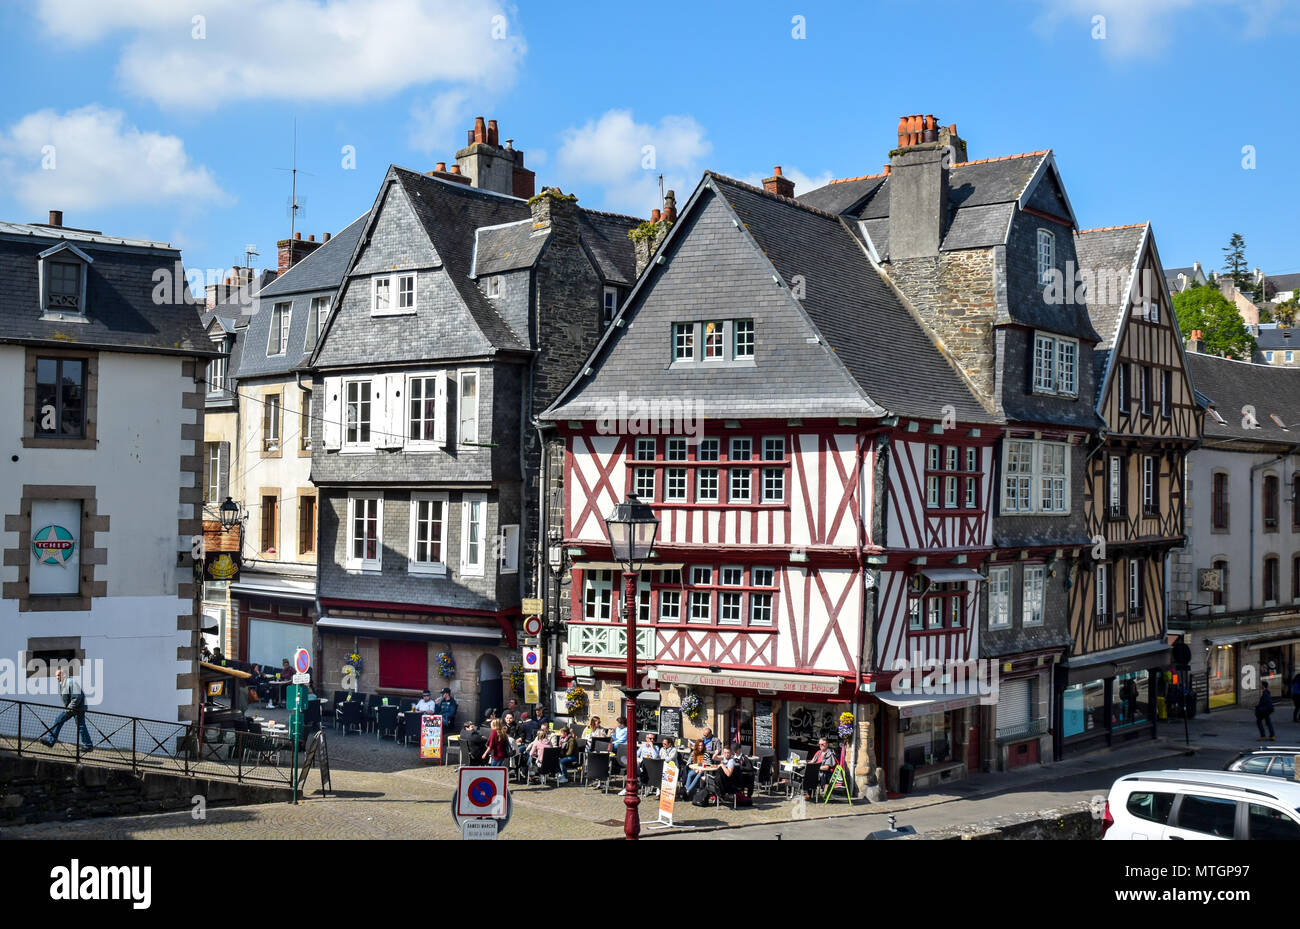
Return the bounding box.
[1067,222,1201,754]
[542,169,1001,796]
[800,116,1104,774]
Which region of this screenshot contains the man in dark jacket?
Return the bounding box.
[461,721,487,765]
[1257,686,1276,739]
[521,705,549,742]
[434,688,457,730]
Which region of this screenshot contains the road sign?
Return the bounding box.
[522,645,541,670]
[523,616,542,637]
[286,684,307,712]
[524,672,539,704]
[461,818,498,840]
[456,766,508,818]
[521,597,543,615]
[294,648,310,674]
[292,672,310,685]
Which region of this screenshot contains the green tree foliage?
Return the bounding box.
[1222,232,1249,291]
[1173,284,1257,360]
[1276,294,1300,329]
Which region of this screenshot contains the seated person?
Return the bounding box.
[683,739,711,796]
[413,690,438,714]
[581,715,608,747]
[248,664,273,707]
[810,738,838,796]
[461,721,487,765]
[631,733,660,797]
[279,658,293,680]
[609,716,629,773]
[557,727,581,784]
[658,735,679,767]
[526,724,553,783]
[714,745,743,797]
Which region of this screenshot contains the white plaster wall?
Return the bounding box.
[236,374,316,567]
[0,346,194,722]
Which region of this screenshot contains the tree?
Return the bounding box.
[1222,232,1249,292]
[1173,284,1257,360]
[1276,293,1300,329]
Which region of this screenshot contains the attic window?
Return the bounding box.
[488,276,503,298]
[1036,229,1055,286]
[38,244,92,320]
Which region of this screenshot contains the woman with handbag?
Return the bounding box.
[485,719,509,766]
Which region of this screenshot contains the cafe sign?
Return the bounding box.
[656,669,842,696]
[32,524,76,567]
[204,551,241,582]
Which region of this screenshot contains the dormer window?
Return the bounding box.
[38,243,92,320]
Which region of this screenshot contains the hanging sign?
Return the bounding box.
[524,672,539,704]
[521,598,543,616]
[204,551,241,582]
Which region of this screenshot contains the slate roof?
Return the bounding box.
[0,224,216,357]
[1266,272,1300,296]
[544,171,997,424]
[577,210,639,286]
[389,167,531,352]
[801,153,1055,257]
[1075,224,1148,349]
[1187,352,1300,444]
[258,214,368,298]
[472,219,548,276]
[1256,326,1300,350]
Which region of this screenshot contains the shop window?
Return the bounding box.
[902,712,951,768]
[1115,671,1149,728]
[1208,644,1237,709]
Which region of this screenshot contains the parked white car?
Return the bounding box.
[1102,769,1300,840]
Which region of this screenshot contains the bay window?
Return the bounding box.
[1002,438,1069,514]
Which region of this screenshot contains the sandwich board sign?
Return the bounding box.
[646,760,690,830]
[420,714,443,761]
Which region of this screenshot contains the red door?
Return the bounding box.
[1006,739,1040,770]
[966,714,980,770]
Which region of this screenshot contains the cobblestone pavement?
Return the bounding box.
[1,704,1285,840]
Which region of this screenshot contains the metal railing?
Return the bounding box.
[0,698,296,789]
[995,718,1049,744]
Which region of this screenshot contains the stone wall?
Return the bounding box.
[0,753,289,825]
[884,250,998,401]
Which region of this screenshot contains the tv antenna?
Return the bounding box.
[243,244,259,271]
[275,119,317,241]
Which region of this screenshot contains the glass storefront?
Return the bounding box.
[902,712,951,768]
[1208,645,1237,709]
[1258,647,1291,694]
[1114,671,1149,729]
[786,701,840,755]
[1062,679,1107,738]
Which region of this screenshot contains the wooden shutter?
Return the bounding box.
[218,442,230,502]
[322,376,342,449]
[434,371,448,447]
[376,373,402,448]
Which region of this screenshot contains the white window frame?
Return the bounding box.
[1022,565,1045,626]
[1288,351,1295,364]
[734,319,755,359]
[603,286,617,325]
[457,369,479,447]
[1108,455,1123,516]
[697,468,718,503]
[1032,332,1078,396]
[397,272,417,311]
[1032,333,1056,393]
[584,570,614,621]
[1096,563,1109,622]
[989,566,1011,629]
[1001,438,1070,515]
[499,523,519,574]
[729,467,751,504]
[1142,455,1156,512]
[1128,558,1142,615]
[659,588,681,623]
[460,493,486,576]
[635,437,657,460]
[371,273,418,317]
[408,492,448,575]
[702,320,726,360]
[1267,351,1275,363]
[635,467,656,500]
[1036,228,1055,286]
[371,275,392,314]
[207,351,227,393]
[487,275,503,299]
[263,394,281,450]
[343,378,372,447]
[346,492,383,572]
[312,295,331,345]
[672,323,695,362]
[665,467,688,503]
[666,437,687,461]
[1057,338,1078,396]
[406,372,444,446]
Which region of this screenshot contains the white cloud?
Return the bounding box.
[34,0,527,109]
[1031,0,1290,56]
[739,166,834,198]
[555,110,712,216]
[408,89,474,154]
[0,106,228,212]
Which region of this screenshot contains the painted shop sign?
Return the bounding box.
[29,500,81,596]
[656,669,841,695]
[32,525,76,566]
[204,551,241,582]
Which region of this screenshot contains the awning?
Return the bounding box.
[230,573,317,602]
[654,667,842,696]
[317,616,503,645]
[572,561,686,572]
[873,682,989,718]
[1204,629,1300,648]
[921,568,986,584]
[1063,639,1171,684]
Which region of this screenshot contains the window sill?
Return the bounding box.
[908,627,965,636]
[408,564,447,577]
[371,308,418,318]
[344,565,383,575]
[39,312,89,324]
[925,507,984,515]
[22,435,95,450]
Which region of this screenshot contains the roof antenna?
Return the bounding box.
[659,173,665,212]
[276,118,316,239]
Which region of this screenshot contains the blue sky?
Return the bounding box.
[1,0,1297,281]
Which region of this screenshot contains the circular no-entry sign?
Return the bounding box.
[523,616,542,637]
[468,777,497,809]
[294,648,311,674]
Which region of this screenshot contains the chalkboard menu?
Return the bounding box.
[658,706,682,739]
[298,730,332,795]
[754,700,774,751]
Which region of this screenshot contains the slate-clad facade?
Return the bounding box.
[308,143,636,719]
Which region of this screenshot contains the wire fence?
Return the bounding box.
[0,698,297,789]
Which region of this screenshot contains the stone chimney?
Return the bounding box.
[48,210,63,227]
[277,231,323,273]
[428,160,472,186]
[1187,329,1204,353]
[763,166,795,199]
[455,116,535,198]
[889,114,951,260]
[529,187,580,248]
[633,196,674,277]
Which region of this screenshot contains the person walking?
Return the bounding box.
[43,668,93,751]
[1256,685,1276,740]
[484,719,509,767]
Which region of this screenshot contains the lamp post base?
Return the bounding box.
[619,685,644,840]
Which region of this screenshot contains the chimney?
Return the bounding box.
[763,166,795,199]
[1188,330,1204,353]
[456,117,525,196]
[650,208,661,223]
[529,187,580,248]
[634,200,673,277]
[48,210,63,227]
[888,113,950,260]
[277,232,323,273]
[662,189,678,224]
[323,232,331,242]
[428,161,471,185]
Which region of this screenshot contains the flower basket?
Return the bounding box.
[565,684,588,714]
[508,663,525,693]
[837,710,855,739]
[681,691,702,723]
[345,652,364,675]
[437,651,456,678]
